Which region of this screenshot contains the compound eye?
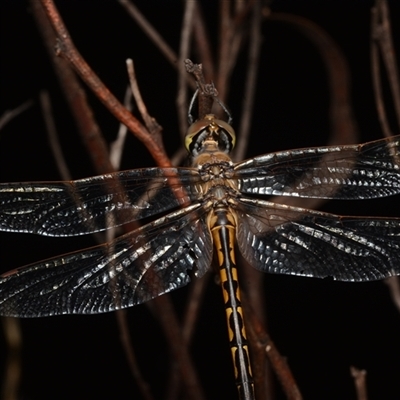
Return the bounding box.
[213,118,236,150]
[184,119,210,152]
[185,115,236,154]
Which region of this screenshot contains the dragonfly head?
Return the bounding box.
[185,114,236,157]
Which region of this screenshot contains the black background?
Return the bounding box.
[1,1,400,399]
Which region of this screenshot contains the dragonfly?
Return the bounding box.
[1,108,400,399]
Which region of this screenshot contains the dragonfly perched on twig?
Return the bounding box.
[1,89,400,399]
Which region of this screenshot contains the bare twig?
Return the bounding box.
[150,296,206,400]
[30,0,113,175]
[185,60,218,118]
[117,0,196,93]
[243,294,303,400]
[216,0,250,105]
[176,0,196,138]
[371,0,400,137]
[233,0,263,162]
[110,86,133,171]
[266,12,358,212]
[0,101,33,132]
[39,90,72,181]
[1,317,22,400]
[126,59,163,142]
[117,0,177,67]
[385,277,400,314]
[192,2,215,82]
[115,310,154,400]
[350,366,368,400]
[39,0,171,168]
[166,273,211,400]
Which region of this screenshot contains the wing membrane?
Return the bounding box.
[235,135,400,200]
[0,168,201,236]
[0,203,212,317]
[235,197,400,281]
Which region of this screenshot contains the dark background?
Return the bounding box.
[1,1,400,399]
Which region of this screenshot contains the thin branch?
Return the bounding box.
[371,0,400,137]
[115,310,154,400]
[166,273,211,400]
[126,59,163,143]
[350,366,368,400]
[118,0,196,92]
[233,0,262,162]
[110,86,132,170]
[216,0,249,105]
[243,294,303,400]
[39,90,72,181]
[117,0,177,67]
[176,0,196,138]
[1,317,22,400]
[385,277,400,314]
[266,12,358,212]
[30,0,113,175]
[150,296,206,400]
[192,2,215,82]
[0,101,33,132]
[39,0,171,168]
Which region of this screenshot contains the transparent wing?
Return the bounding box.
[0,167,202,236]
[235,135,400,200]
[235,197,400,281]
[0,203,213,317]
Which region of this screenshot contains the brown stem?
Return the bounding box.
[371,0,400,137]
[39,90,72,181]
[243,295,303,400]
[350,366,368,400]
[31,0,113,175]
[0,101,33,132]
[1,317,22,400]
[233,0,263,162]
[150,296,206,400]
[39,0,171,168]
[116,310,154,400]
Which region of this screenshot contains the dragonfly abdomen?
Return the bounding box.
[210,208,255,400]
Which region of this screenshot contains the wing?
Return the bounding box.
[235,135,400,200]
[0,167,202,236]
[0,203,213,317]
[235,197,400,281]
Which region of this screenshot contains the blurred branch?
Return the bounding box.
[244,294,303,400]
[371,0,400,137]
[385,277,400,314]
[1,318,22,400]
[117,0,177,66]
[233,0,262,162]
[0,101,33,132]
[39,90,72,181]
[176,1,196,138]
[350,366,368,400]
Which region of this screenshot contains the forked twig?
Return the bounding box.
[39,0,171,168]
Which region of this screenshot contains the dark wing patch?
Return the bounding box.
[0,203,212,317]
[235,197,400,281]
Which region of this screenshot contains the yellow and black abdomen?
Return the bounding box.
[209,207,255,400]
